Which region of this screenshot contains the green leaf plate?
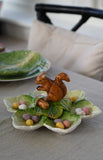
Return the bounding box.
[71,99,102,119]
[44,111,81,135]
[0,50,51,81]
[4,95,36,112]
[66,90,86,101]
[4,90,102,135]
[12,109,81,135]
[12,109,47,131]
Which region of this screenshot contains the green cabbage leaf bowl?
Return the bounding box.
[4,90,102,135]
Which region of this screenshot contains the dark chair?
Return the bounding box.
[28,3,103,81]
[35,3,103,32]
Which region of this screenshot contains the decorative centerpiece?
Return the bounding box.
[35,71,70,109]
[4,72,102,135]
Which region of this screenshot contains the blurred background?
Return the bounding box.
[0,0,103,50]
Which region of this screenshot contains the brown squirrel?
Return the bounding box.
[35,71,70,109]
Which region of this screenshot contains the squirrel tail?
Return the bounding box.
[55,72,70,82]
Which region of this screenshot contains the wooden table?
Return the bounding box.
[0,66,103,160]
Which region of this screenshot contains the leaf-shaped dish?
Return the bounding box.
[4,95,35,112]
[4,90,102,135]
[4,94,64,119]
[12,109,81,135]
[12,110,47,131]
[4,90,102,119]
[0,50,51,81]
[71,100,102,119]
[44,111,81,135]
[66,90,86,101]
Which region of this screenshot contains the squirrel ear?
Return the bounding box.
[41,71,46,79]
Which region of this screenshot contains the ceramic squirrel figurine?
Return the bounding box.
[35,71,70,109]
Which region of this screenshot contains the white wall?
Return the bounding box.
[1,0,103,40]
[1,0,102,26]
[1,0,37,26]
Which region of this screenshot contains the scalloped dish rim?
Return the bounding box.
[4,90,102,135]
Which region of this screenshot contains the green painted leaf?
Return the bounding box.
[71,99,102,119]
[34,101,63,119]
[4,95,36,112]
[60,111,80,125]
[66,90,86,101]
[45,111,81,127]
[0,50,44,76]
[71,100,94,113]
[12,108,47,126]
[12,108,36,122]
[59,98,72,111]
[44,118,55,128]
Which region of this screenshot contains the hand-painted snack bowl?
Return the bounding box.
[12,109,81,135]
[4,90,102,135]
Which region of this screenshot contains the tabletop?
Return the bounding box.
[0,65,103,160]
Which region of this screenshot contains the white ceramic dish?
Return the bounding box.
[12,112,82,135]
[4,90,102,135]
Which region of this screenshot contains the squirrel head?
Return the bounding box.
[35,71,46,84]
